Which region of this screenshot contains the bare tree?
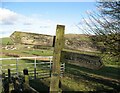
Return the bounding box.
[78,1,120,59]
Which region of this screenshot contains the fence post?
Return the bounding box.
[8,69,14,93]
[49,57,52,77]
[23,69,29,89]
[34,57,37,79]
[16,58,19,76]
[8,69,11,83]
[50,25,65,92]
[8,69,10,93]
[2,73,6,92]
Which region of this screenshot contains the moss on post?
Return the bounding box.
[50,25,65,92]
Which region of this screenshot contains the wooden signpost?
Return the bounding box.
[1,25,103,92]
[61,50,103,70]
[50,25,103,92]
[50,25,65,92]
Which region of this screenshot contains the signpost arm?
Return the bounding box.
[50,25,65,92]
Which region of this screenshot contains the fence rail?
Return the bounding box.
[0,56,53,60]
[1,56,65,79]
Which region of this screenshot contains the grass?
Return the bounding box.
[23,49,53,56]
[2,50,33,57]
[27,62,120,92]
[0,37,14,45]
[2,49,53,57]
[1,48,120,92]
[66,63,120,80]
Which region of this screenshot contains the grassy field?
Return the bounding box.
[2,49,53,57]
[1,47,120,92]
[29,63,120,92]
[0,37,14,45]
[63,63,120,90]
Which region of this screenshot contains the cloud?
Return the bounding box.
[0,8,84,37]
[0,8,19,25]
[0,8,57,37]
[0,8,33,25]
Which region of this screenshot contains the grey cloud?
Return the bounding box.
[23,22,32,25]
[1,15,18,25]
[39,26,50,28]
[1,20,15,25]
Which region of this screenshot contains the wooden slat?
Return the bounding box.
[61,50,103,69]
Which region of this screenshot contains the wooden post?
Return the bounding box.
[8,69,11,93]
[52,36,56,47]
[50,25,65,92]
[16,58,19,76]
[34,58,37,79]
[23,69,29,89]
[23,69,39,93]
[49,57,52,77]
[8,69,11,83]
[8,69,14,93]
[2,73,9,93]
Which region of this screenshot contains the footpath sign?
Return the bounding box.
[49,25,103,92]
[61,50,103,70]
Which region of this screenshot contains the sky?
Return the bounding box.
[0,1,98,37]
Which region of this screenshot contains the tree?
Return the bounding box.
[78,1,120,59]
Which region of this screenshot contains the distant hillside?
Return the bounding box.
[0,37,14,45]
[2,31,97,52]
